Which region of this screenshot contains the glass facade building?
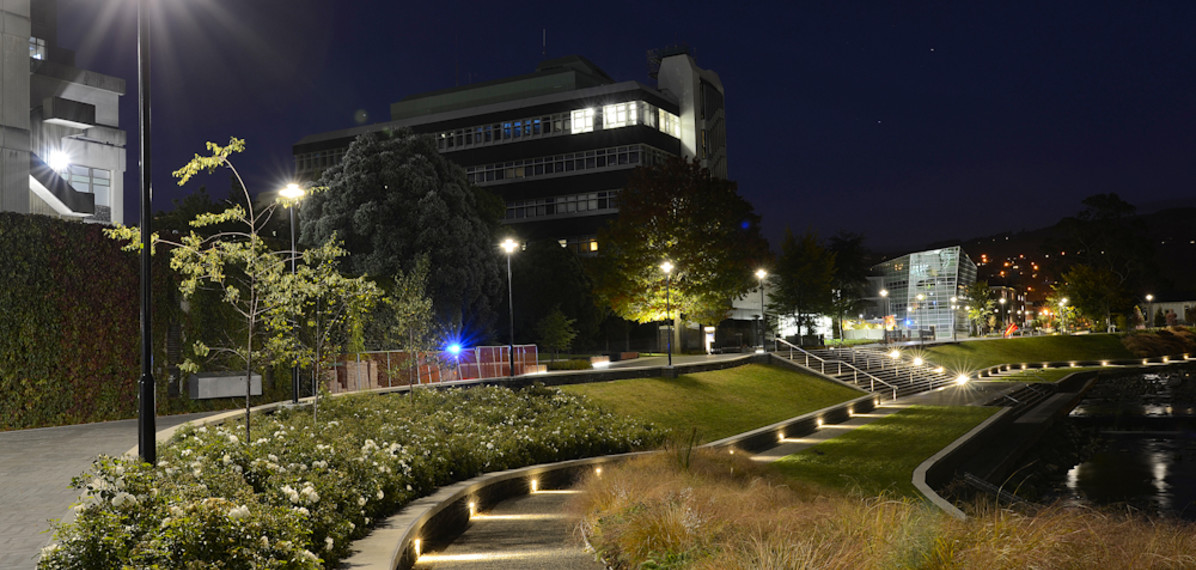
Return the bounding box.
[869,246,977,340]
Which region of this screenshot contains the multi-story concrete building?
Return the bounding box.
[1,0,126,223]
[293,47,724,253]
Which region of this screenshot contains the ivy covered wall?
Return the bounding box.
[0,213,143,429]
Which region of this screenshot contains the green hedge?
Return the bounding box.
[0,213,143,429]
[0,213,294,430]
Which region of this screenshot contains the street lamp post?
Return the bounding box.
[661,261,674,367]
[1145,294,1154,328]
[137,0,156,465]
[879,289,889,343]
[950,296,958,342]
[755,269,767,351]
[916,293,925,345]
[999,297,1007,332]
[501,239,519,376]
[280,183,306,404]
[1059,297,1069,334]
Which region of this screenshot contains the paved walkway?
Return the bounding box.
[411,380,1018,568]
[0,412,218,570]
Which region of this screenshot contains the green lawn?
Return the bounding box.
[561,363,864,442]
[770,405,998,496]
[925,334,1133,372]
[995,366,1102,383]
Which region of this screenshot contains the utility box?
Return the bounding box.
[189,372,262,400]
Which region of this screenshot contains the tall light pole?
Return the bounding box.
[280,183,306,404]
[999,297,1007,332]
[1145,293,1154,328]
[880,289,889,343]
[1059,297,1069,333]
[661,261,674,367]
[916,293,925,345]
[137,0,156,465]
[501,239,519,376]
[755,268,767,351]
[950,296,958,341]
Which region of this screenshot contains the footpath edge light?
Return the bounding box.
[137,0,156,465]
[755,268,767,351]
[501,239,519,376]
[281,183,306,404]
[661,261,674,367]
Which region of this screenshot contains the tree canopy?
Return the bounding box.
[298,128,503,332]
[769,229,835,338]
[591,157,770,325]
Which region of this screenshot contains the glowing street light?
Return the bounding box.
[999,297,1007,330]
[500,239,519,376]
[661,261,674,368]
[1145,293,1155,328]
[755,269,768,351]
[1059,297,1069,333]
[280,183,307,404]
[879,289,890,343]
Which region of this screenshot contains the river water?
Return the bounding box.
[1029,365,1196,520]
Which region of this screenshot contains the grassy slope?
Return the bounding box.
[561,363,864,442]
[770,405,998,496]
[924,334,1133,372]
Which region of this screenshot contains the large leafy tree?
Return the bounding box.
[510,239,604,347]
[299,128,503,332]
[827,232,871,342]
[592,157,770,331]
[964,279,994,336]
[770,229,835,340]
[1057,264,1124,332]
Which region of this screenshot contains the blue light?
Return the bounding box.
[447,343,462,356]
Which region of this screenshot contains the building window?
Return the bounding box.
[658,109,680,138]
[504,190,620,222]
[602,102,639,129]
[29,37,46,60]
[571,108,595,134]
[467,144,672,186]
[66,164,112,207]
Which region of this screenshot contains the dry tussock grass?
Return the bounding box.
[572,449,1196,569]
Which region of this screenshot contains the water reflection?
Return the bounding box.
[1034,365,1196,520]
[1062,435,1194,517]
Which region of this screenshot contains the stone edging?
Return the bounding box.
[911,408,1012,520]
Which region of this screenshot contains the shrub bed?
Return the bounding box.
[40,385,662,568]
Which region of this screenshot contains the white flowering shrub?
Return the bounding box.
[40,385,661,568]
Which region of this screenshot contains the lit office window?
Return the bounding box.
[29,37,46,60]
[571,108,595,134]
[602,102,639,129]
[658,109,680,138]
[66,165,112,207]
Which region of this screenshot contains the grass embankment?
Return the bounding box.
[924,334,1134,372]
[574,450,1196,569]
[561,363,864,442]
[770,405,998,496]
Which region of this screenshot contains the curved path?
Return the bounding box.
[0,412,219,570]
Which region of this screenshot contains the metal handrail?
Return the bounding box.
[774,338,899,400]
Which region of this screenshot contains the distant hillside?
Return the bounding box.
[884,207,1196,301]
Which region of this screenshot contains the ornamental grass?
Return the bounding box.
[40,385,662,569]
[573,449,1196,569]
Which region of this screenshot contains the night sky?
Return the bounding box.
[59,0,1196,251]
